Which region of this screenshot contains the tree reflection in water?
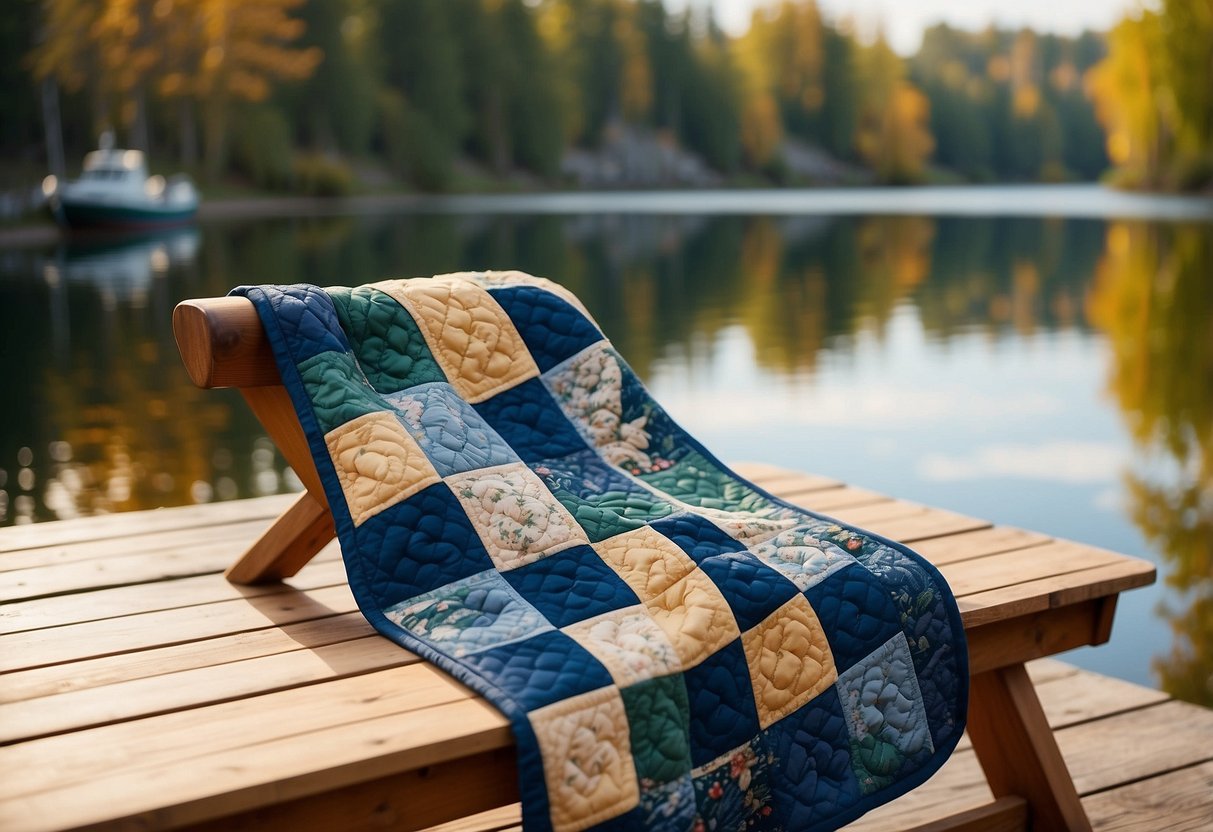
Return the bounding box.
[1089,222,1213,707]
[0,208,1208,706]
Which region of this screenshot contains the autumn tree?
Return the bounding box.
[733,0,859,169]
[186,0,321,180]
[31,0,158,146]
[855,33,934,183]
[31,0,319,178]
[1088,0,1213,189]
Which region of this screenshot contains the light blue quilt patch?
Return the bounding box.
[385,382,519,477]
[383,569,553,658]
[749,524,857,590]
[835,632,934,794]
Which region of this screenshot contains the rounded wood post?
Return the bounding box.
[173,297,279,388]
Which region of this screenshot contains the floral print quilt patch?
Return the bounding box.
[236,272,968,832]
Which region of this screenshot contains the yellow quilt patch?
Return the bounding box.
[374,276,539,403]
[324,411,440,526]
[592,526,697,601]
[742,594,837,728]
[644,567,740,670]
[528,686,640,832]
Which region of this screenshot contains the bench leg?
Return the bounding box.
[967,663,1092,831]
[224,384,335,584]
[225,491,335,584]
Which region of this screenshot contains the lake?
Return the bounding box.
[1,184,1210,707]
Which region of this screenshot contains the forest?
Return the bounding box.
[1,0,1210,193]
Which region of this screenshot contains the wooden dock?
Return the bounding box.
[432,656,1213,832]
[1,464,1203,831]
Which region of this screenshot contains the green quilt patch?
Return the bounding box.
[638,449,774,513]
[298,350,386,434]
[622,674,694,785]
[555,490,676,542]
[327,285,446,393]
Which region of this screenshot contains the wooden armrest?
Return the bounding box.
[173,297,278,388]
[173,295,334,584]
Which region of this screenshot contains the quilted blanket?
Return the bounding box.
[235,272,967,832]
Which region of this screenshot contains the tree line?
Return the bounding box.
[1,0,1209,192]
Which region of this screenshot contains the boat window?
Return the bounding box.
[80,168,131,180]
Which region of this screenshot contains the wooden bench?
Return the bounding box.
[0,297,1155,832]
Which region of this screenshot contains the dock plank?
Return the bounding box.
[1082,760,1213,831]
[958,560,1156,627]
[0,689,512,832]
[1062,700,1213,795]
[0,494,294,553]
[0,553,344,635]
[0,612,375,703]
[0,517,280,573]
[0,665,478,802]
[0,539,282,602]
[1031,665,1170,729]
[0,635,417,744]
[0,584,358,672]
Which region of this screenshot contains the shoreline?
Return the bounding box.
[3,183,1211,249]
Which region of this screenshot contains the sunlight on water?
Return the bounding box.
[0,195,1209,706]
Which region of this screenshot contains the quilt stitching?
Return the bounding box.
[235,273,969,832]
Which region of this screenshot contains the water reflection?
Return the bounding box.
[1,227,287,525]
[4,212,1114,524]
[0,206,1208,705]
[1089,222,1213,707]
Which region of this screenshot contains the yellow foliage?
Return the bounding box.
[32,0,320,113]
[733,0,828,155]
[856,37,934,183]
[986,55,1010,83]
[615,11,652,122]
[740,93,783,168]
[1050,62,1077,92]
[1013,85,1040,119]
[1085,13,1163,181]
[941,60,968,91]
[1088,222,1213,705]
[1010,29,1036,89]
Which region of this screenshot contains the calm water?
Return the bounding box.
[1,187,1210,706]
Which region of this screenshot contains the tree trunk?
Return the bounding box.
[41,79,66,177]
[203,95,227,183]
[180,98,198,168]
[486,90,509,175]
[131,88,150,154]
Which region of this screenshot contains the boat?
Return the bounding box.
[44,132,199,230]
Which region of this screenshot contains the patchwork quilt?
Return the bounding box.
[235,272,968,832]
